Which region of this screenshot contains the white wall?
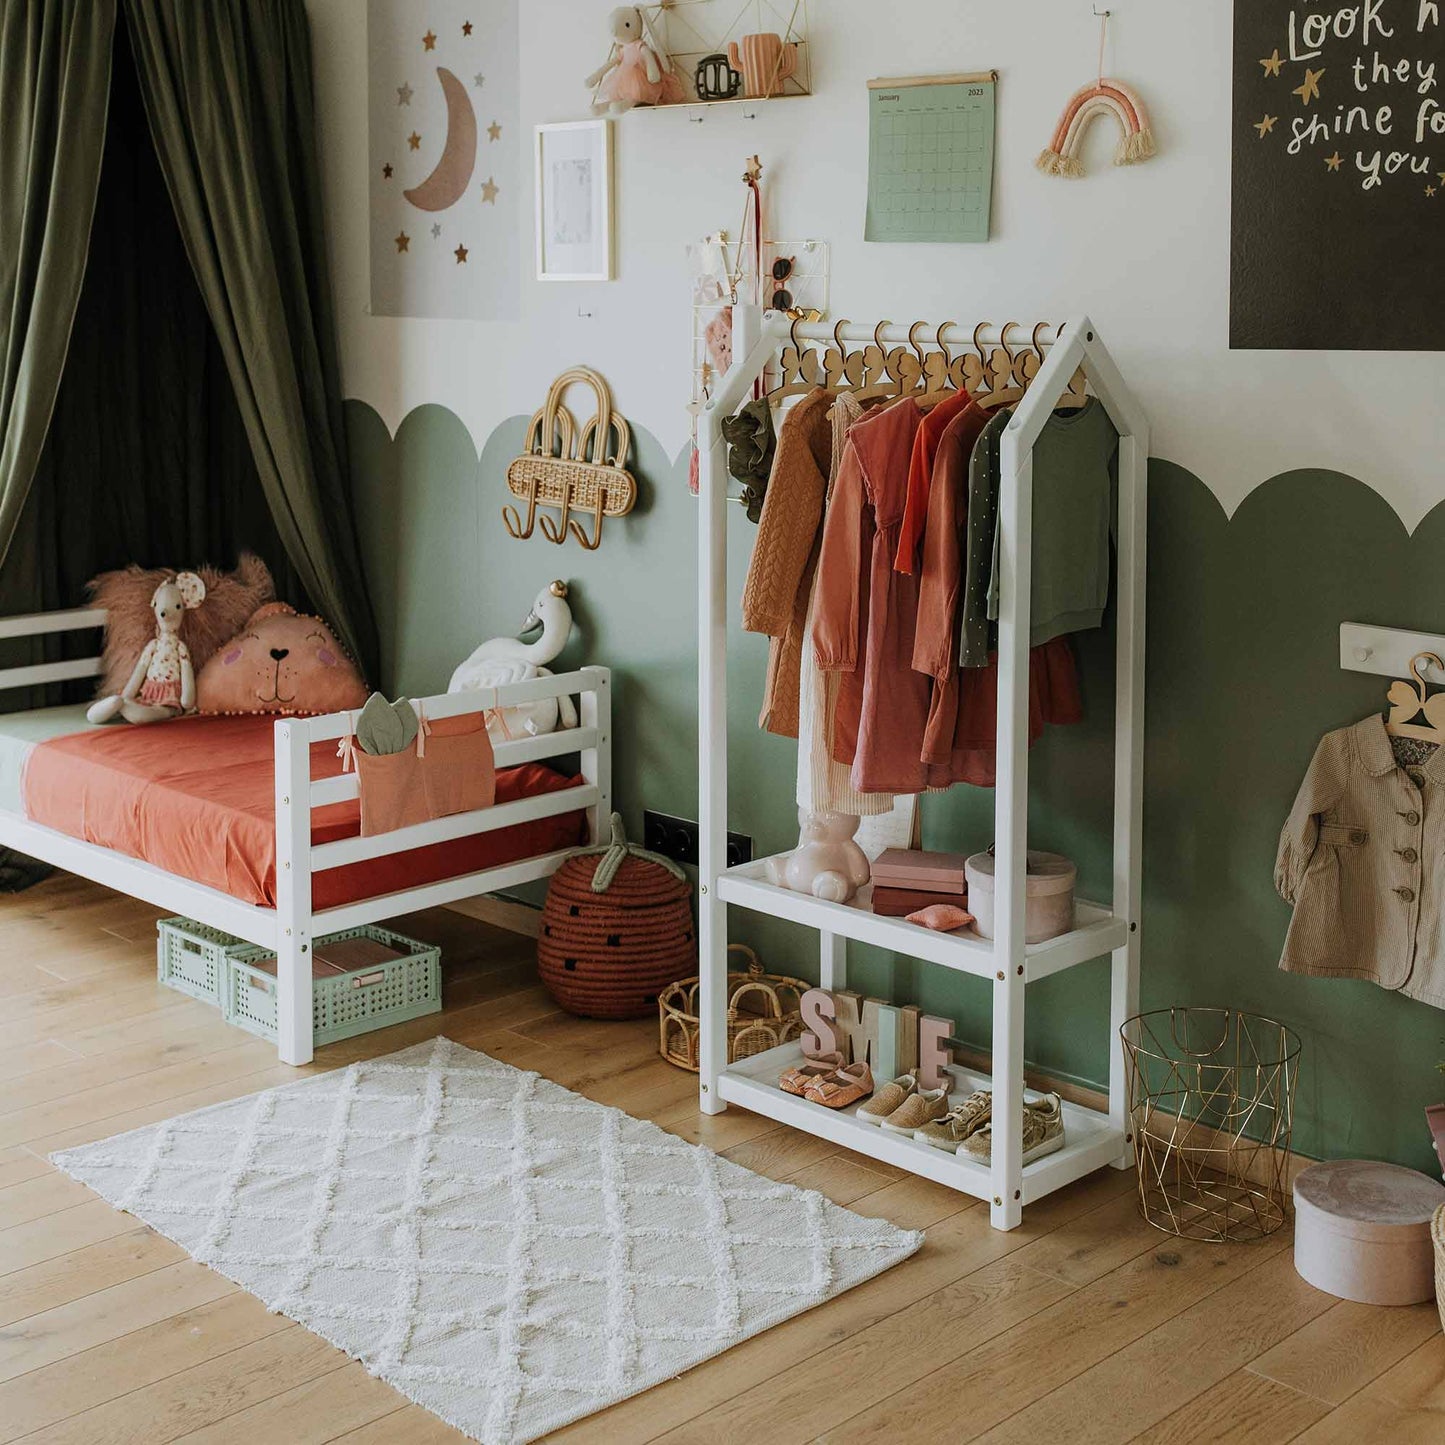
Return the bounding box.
[309,0,1445,529]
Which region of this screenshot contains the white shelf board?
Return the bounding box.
[718,1041,1126,1206]
[641,90,812,112]
[716,857,1127,982]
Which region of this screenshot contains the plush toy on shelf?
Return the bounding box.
[87,572,207,724]
[448,580,580,741]
[585,6,684,113]
[765,809,872,904]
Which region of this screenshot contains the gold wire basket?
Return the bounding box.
[1121,1007,1300,1242]
[658,944,807,1072]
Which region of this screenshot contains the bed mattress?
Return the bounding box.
[10,709,587,910]
[0,704,94,814]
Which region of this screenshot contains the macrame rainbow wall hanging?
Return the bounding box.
[1037,79,1156,178]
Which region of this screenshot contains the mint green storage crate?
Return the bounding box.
[157,917,257,1007]
[222,924,441,1046]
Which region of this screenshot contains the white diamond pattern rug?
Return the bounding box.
[51,1036,922,1444]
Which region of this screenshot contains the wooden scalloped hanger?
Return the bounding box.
[767,313,829,404]
[903,321,954,410]
[968,321,1089,414]
[1384,652,1445,744]
[967,321,1024,409]
[851,320,910,403]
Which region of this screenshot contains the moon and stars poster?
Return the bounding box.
[1231,1,1445,349]
[368,0,519,319]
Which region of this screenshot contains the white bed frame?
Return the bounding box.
[0,608,610,1066]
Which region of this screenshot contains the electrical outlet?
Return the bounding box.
[643,810,697,865]
[643,810,752,869]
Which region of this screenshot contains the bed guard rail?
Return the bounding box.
[277,667,613,875]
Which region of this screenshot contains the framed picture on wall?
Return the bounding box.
[535,120,614,282]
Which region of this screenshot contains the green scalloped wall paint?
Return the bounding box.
[346,398,1445,1174]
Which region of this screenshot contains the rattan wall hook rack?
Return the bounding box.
[504,367,637,550]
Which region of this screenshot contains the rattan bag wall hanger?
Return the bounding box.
[504,367,637,550]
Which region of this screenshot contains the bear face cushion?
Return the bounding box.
[196,603,367,717]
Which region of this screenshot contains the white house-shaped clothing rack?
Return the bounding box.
[695,307,1147,1231]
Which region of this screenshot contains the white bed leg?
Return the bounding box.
[274,719,314,1066]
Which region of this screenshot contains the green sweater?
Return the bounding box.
[959,398,1118,665]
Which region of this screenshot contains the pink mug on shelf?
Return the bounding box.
[727,32,797,99]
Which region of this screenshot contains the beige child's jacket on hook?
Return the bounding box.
[1275,715,1445,1009]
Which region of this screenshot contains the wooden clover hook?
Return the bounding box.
[505,368,636,550]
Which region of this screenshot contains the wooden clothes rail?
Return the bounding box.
[694,305,1148,1232]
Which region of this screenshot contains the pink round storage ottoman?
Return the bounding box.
[1293,1159,1445,1306]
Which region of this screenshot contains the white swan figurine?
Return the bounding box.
[448,580,580,740]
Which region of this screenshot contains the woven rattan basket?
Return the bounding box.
[1433,1203,1445,1331]
[658,944,808,1072]
[503,368,636,549]
[537,815,695,1019]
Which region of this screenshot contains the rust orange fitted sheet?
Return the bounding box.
[20,714,587,910]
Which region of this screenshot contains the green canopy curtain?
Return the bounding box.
[27,10,304,612]
[0,0,116,569]
[122,0,378,680]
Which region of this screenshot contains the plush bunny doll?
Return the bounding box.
[585,6,684,112]
[87,572,207,724]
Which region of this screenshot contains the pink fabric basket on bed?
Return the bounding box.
[352,712,496,836]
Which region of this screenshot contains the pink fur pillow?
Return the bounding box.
[88,554,275,698]
[196,603,367,717]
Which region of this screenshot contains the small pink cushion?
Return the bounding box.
[196,603,367,717]
[905,903,976,932]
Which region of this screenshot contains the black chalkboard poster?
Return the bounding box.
[1231,1,1445,349]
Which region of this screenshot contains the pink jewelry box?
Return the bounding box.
[871,848,967,895]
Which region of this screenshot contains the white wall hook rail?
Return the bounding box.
[1340,623,1445,683]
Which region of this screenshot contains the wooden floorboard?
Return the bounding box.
[0,873,1434,1444]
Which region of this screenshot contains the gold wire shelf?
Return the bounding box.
[643,0,812,107]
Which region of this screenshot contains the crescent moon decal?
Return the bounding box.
[404,67,477,212]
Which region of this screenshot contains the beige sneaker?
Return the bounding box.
[913,1090,992,1152]
[961,1094,1065,1166]
[857,1073,918,1126]
[879,1083,953,1135]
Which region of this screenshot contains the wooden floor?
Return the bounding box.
[1,875,1442,1444]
